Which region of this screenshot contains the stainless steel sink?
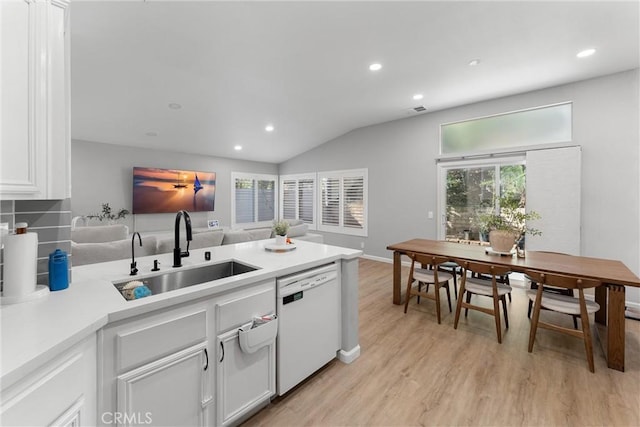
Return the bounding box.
[113,260,259,300]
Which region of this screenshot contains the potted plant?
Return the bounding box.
[87,203,130,224]
[272,219,290,246]
[476,197,541,253]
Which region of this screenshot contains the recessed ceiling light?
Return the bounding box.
[576,48,596,58]
[413,94,424,101]
[168,103,182,110]
[145,131,158,137]
[265,124,275,132]
[234,145,242,151]
[369,63,382,71]
[468,59,480,66]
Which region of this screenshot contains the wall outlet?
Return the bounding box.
[428,211,434,219]
[360,242,365,249]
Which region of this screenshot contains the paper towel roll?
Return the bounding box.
[3,232,38,298]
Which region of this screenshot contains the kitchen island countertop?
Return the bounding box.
[1,239,361,389]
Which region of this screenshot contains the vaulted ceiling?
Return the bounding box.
[70,1,639,163]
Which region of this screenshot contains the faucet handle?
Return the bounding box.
[151,260,160,272]
[130,261,138,276]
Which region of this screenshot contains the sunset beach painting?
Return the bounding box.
[133,167,216,214]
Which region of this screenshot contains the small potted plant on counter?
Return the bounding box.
[272,219,290,246]
[476,196,541,253]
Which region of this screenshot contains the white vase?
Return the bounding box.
[275,234,287,246]
[489,230,519,253]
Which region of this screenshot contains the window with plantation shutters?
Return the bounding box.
[279,174,316,229]
[318,169,367,236]
[232,172,277,228]
[321,177,340,226]
[343,176,364,228]
[298,178,314,224]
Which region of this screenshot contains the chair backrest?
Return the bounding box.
[525,270,601,290]
[409,252,449,268]
[461,261,511,277]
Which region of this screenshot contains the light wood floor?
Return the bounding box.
[244,258,640,426]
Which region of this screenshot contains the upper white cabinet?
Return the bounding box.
[0,0,71,200]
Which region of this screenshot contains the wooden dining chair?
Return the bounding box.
[438,261,461,299]
[525,252,577,328]
[525,273,578,329]
[404,253,454,324]
[526,270,601,372]
[454,261,513,343]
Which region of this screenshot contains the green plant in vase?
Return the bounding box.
[272,219,290,245]
[476,197,541,253]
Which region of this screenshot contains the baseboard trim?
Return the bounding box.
[361,253,412,267]
[338,345,361,364]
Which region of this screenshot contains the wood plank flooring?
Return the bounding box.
[244,258,640,426]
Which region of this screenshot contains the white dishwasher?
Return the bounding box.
[276,263,341,395]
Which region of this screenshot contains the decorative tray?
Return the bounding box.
[264,243,297,253]
[485,247,515,256]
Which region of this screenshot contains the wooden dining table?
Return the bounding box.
[386,238,640,372]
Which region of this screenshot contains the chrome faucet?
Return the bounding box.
[173,210,193,268]
[130,232,142,275]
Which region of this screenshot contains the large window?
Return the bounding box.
[318,169,367,236]
[280,174,316,229]
[438,157,526,241]
[231,173,277,228]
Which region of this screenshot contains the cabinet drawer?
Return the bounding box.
[216,280,275,332]
[117,309,207,373]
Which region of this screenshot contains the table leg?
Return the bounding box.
[606,284,625,371]
[393,251,401,305]
[594,285,607,324]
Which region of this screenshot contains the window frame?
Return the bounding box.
[317,168,368,237]
[231,172,278,229]
[436,156,525,240]
[279,173,317,230]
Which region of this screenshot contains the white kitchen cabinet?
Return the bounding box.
[116,342,210,427]
[214,280,277,426]
[216,324,276,427]
[98,301,213,427]
[0,0,71,200]
[0,334,97,427]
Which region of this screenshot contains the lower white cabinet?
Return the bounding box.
[98,301,212,426]
[98,279,277,426]
[216,326,276,427]
[214,280,277,427]
[0,334,97,427]
[116,343,210,427]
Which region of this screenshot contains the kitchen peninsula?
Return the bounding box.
[0,239,361,426]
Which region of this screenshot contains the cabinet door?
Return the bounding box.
[0,335,96,427]
[0,0,70,200]
[117,343,211,427]
[0,0,42,198]
[216,328,275,427]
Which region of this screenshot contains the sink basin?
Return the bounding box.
[113,260,259,300]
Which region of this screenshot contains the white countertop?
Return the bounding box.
[0,239,361,389]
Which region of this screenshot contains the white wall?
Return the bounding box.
[280,69,640,304]
[71,140,277,232]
